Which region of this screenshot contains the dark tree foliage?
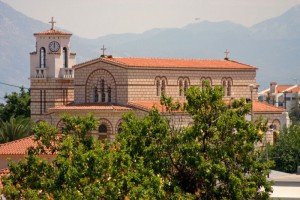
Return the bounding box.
[0,117,33,143]
[289,101,300,125]
[0,87,30,121]
[119,84,273,199]
[1,85,272,199]
[269,125,300,173]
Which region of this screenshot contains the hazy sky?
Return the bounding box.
[3,0,300,38]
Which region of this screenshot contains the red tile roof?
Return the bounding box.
[0,136,37,155]
[276,85,293,93]
[49,103,132,111]
[253,101,285,113]
[287,85,300,93]
[34,29,72,36]
[129,101,167,113]
[75,57,257,70]
[0,168,9,188]
[129,100,285,114]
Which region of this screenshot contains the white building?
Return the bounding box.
[259,82,300,112]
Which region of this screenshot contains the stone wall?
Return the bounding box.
[31,78,74,122]
[74,62,128,104]
[74,61,257,105]
[126,68,257,102]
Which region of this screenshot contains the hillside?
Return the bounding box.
[0,1,300,102]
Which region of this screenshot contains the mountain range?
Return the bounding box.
[1,1,300,102]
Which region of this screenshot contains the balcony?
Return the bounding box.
[35,68,47,78]
[59,68,74,78]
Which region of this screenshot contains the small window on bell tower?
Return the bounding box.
[63,47,68,68]
[40,47,46,68]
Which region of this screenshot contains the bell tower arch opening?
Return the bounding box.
[30,17,76,122]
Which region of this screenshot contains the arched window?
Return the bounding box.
[161,79,166,95]
[201,78,212,89]
[94,87,99,103]
[207,79,212,87]
[101,79,105,102]
[117,123,122,134]
[184,80,189,95]
[98,124,108,133]
[56,120,66,133]
[201,80,206,89]
[222,80,227,96]
[40,47,46,68]
[156,80,160,96]
[63,47,68,68]
[227,80,232,96]
[108,86,111,103]
[273,131,279,144]
[272,119,281,131]
[179,80,183,96]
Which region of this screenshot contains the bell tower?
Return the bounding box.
[30,17,76,123]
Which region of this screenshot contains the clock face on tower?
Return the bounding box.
[49,41,60,52]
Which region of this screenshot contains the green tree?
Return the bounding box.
[0,87,30,121]
[269,125,300,173]
[0,117,33,143]
[289,99,300,124]
[1,85,272,199]
[119,85,272,199]
[1,115,165,199]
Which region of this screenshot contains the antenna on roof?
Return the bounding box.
[224,49,230,60]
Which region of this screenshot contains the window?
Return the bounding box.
[184,80,189,94]
[94,87,98,103]
[161,79,166,95]
[222,80,227,96]
[40,47,46,68]
[227,80,231,96]
[179,80,183,96]
[201,78,212,90]
[156,80,160,96]
[98,124,108,133]
[108,86,111,103]
[117,122,123,134]
[63,47,68,68]
[101,79,105,102]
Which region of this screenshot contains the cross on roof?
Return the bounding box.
[224,49,230,60]
[49,17,56,30]
[101,45,107,57]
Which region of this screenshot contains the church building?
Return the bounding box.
[29,19,289,142]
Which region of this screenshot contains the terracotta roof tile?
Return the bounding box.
[0,168,9,188]
[34,29,72,36]
[75,57,257,70]
[129,101,167,112]
[253,101,285,113]
[49,103,132,111]
[276,85,294,93]
[0,136,36,155]
[287,85,300,93]
[129,100,285,114]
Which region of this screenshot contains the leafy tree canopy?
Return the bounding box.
[1,85,273,199]
[0,87,30,121]
[269,125,300,173]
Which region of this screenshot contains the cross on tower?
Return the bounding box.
[101,45,107,57]
[224,49,230,60]
[49,17,56,30]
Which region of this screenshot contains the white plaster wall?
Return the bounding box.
[30,35,76,78]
